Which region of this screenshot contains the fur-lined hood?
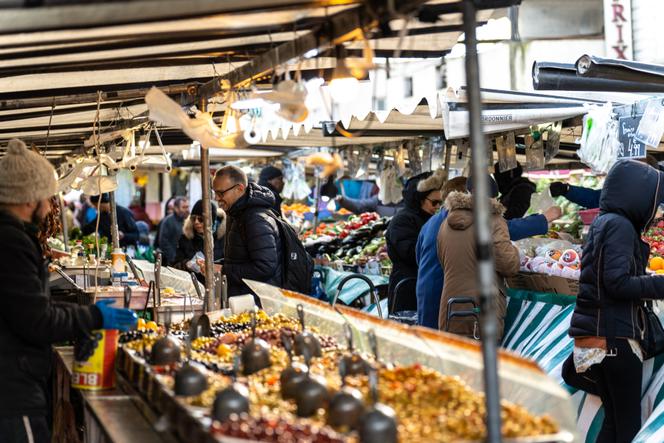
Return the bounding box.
[444,191,505,231]
[182,208,226,240]
[417,168,447,193]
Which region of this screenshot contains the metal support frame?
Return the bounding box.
[58,193,70,252]
[109,190,120,250]
[462,1,501,441]
[199,98,216,312]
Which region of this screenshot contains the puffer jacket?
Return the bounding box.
[437,192,520,338]
[0,211,102,417]
[385,172,433,312]
[258,180,283,216]
[223,183,283,298]
[570,160,664,342]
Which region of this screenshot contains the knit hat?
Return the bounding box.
[466,174,499,198]
[191,199,217,217]
[0,139,57,204]
[259,166,283,183]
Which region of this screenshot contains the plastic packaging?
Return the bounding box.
[578,103,620,173]
[525,133,545,171]
[496,132,518,173]
[111,248,126,273]
[636,98,664,148]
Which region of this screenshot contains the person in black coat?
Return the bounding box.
[258,166,284,216]
[173,199,225,283]
[493,162,536,220]
[561,160,664,443]
[0,139,136,442]
[385,170,445,313]
[213,165,282,300]
[82,193,140,247]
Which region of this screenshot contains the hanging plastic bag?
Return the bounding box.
[452,139,469,170]
[355,148,372,179]
[421,140,433,172]
[282,162,311,200]
[578,103,620,174]
[406,141,422,175]
[636,98,664,148]
[544,121,562,162]
[430,136,445,170]
[394,147,407,178]
[377,165,403,205]
[496,132,518,173]
[525,133,545,171]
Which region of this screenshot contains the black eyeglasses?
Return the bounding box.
[214,183,238,199]
[426,198,443,207]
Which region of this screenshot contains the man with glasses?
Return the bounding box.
[157,196,189,266]
[213,165,282,300]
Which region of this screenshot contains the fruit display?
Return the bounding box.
[516,238,582,280]
[645,219,664,262]
[303,213,391,268]
[118,309,561,442]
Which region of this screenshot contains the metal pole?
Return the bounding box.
[312,168,322,233]
[199,97,216,312]
[462,1,501,442]
[58,193,69,252]
[109,190,120,250]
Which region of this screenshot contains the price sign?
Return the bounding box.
[618,116,646,158]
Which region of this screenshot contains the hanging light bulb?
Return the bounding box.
[329,45,359,103]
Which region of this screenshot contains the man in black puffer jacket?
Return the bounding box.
[0,139,136,442]
[562,160,664,443]
[213,165,282,301]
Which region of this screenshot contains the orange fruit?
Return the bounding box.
[650,256,664,271]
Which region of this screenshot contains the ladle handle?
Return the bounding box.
[297,304,305,331]
[368,366,379,405]
[344,323,354,352]
[368,329,378,362]
[281,334,294,361]
[250,309,257,338]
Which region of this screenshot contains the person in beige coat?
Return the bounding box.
[437,176,520,339]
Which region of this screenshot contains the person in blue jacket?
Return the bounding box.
[550,155,661,209]
[415,176,562,329]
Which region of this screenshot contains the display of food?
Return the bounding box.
[118,309,560,442]
[645,219,664,263]
[304,214,391,271]
[516,238,582,280]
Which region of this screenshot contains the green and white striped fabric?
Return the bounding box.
[502,290,664,442]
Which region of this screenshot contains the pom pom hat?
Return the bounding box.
[0,139,57,204]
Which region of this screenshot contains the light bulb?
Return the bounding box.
[329,76,359,103]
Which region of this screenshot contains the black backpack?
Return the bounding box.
[240,208,314,295]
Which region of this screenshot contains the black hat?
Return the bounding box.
[89,193,110,203]
[191,199,217,217]
[259,166,283,183]
[466,175,499,198]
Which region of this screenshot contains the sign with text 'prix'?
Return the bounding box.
[603,0,633,60]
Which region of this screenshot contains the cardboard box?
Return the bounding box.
[506,272,579,296]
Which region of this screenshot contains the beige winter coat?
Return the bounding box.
[437,191,520,339]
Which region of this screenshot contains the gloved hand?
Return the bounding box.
[549,182,569,197]
[95,299,138,331]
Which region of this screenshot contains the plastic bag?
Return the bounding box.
[282,162,311,200]
[544,121,562,162]
[377,165,403,205]
[186,251,205,273]
[452,139,469,170]
[496,132,518,173]
[406,141,422,175]
[578,103,620,174]
[530,187,556,214]
[525,133,545,171]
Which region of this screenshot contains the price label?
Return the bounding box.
[618,116,646,158]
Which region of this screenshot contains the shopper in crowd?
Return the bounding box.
[561,160,664,443]
[213,165,282,300]
[157,196,189,265]
[493,162,536,220]
[82,193,139,247]
[258,166,285,215]
[386,170,444,313]
[550,155,661,209]
[154,196,176,250]
[416,173,562,329]
[129,198,154,230]
[76,193,96,227]
[174,199,226,283]
[0,139,136,443]
[437,175,520,338]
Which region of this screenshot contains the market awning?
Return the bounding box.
[0,0,510,162]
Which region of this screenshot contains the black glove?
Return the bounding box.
[549,182,569,197]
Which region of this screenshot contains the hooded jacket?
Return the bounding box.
[0,211,102,417]
[258,180,283,216]
[437,192,520,338]
[385,172,434,312]
[494,163,536,220]
[570,160,664,341]
[223,183,283,298]
[173,209,226,279]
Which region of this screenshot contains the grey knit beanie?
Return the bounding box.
[0,139,57,204]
